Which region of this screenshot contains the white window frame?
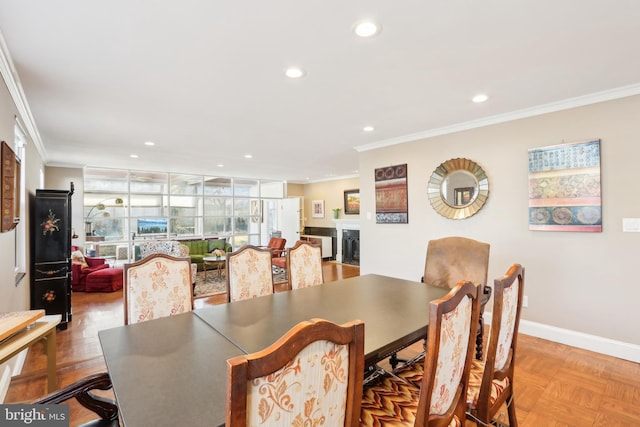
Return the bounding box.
[14,120,26,280]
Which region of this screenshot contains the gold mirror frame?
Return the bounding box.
[427,158,489,219]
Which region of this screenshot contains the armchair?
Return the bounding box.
[71,251,109,292]
[262,237,286,258]
[33,372,118,427]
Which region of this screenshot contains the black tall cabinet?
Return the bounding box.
[31,184,74,329]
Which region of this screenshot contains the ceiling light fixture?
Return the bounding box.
[285,67,305,78]
[363,126,375,132]
[244,154,253,159]
[472,94,489,103]
[144,141,155,146]
[217,164,224,168]
[354,21,381,38]
[130,154,139,158]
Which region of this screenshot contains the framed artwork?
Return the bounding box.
[250,199,261,223]
[311,200,325,218]
[375,164,408,224]
[528,139,602,232]
[344,189,360,215]
[1,141,20,232]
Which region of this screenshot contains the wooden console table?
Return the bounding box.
[0,311,61,392]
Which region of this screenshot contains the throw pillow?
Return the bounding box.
[71,250,88,268]
[86,257,105,267]
[208,238,227,252]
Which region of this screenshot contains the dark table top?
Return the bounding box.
[99,274,450,427]
[194,274,450,366]
[99,312,242,427]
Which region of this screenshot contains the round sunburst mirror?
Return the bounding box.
[427,158,489,219]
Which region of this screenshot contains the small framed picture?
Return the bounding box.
[344,189,360,215]
[312,200,325,218]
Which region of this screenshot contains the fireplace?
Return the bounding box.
[333,220,360,266]
[342,229,360,265]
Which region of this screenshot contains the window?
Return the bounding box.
[84,167,286,262]
[13,120,26,281]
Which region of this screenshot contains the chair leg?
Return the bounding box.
[506,394,518,427]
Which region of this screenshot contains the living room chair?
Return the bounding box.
[287,240,324,289]
[261,236,286,258]
[421,236,491,361]
[466,264,525,427]
[33,372,119,427]
[225,245,274,302]
[226,318,365,426]
[262,237,287,275]
[360,281,481,427]
[71,250,109,292]
[123,253,194,324]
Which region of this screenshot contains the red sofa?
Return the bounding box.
[71,256,109,292]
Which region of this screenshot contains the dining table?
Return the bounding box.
[99,274,450,427]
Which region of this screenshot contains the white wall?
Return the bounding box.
[359,95,640,356]
[0,80,45,313]
[44,166,84,248]
[0,67,47,399]
[303,177,360,228]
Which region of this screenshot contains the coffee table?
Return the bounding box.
[203,255,226,281]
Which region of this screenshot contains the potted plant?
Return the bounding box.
[332,208,341,219]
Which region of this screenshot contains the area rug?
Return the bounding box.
[193,271,226,298]
[193,270,288,298]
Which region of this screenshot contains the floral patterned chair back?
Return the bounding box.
[360,281,480,427]
[226,318,365,427]
[288,240,324,290]
[226,245,274,302]
[123,253,194,324]
[466,264,524,426]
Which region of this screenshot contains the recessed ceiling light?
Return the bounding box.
[217,164,224,168]
[472,94,489,103]
[144,141,155,146]
[354,21,381,38]
[285,67,305,78]
[130,154,139,158]
[363,126,375,132]
[244,154,253,159]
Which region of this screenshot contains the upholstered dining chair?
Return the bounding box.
[34,372,119,427]
[287,240,324,290]
[225,245,274,302]
[360,281,481,427]
[421,236,491,361]
[466,263,525,427]
[123,253,193,324]
[226,318,365,427]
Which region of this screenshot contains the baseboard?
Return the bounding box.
[484,312,640,363]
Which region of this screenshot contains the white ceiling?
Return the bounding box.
[1,1,640,183]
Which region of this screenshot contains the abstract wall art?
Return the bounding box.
[528,139,602,232]
[375,164,408,224]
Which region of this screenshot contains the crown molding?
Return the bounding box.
[0,29,47,161]
[288,173,360,185]
[355,83,640,153]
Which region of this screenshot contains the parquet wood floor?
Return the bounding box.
[6,263,639,426]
